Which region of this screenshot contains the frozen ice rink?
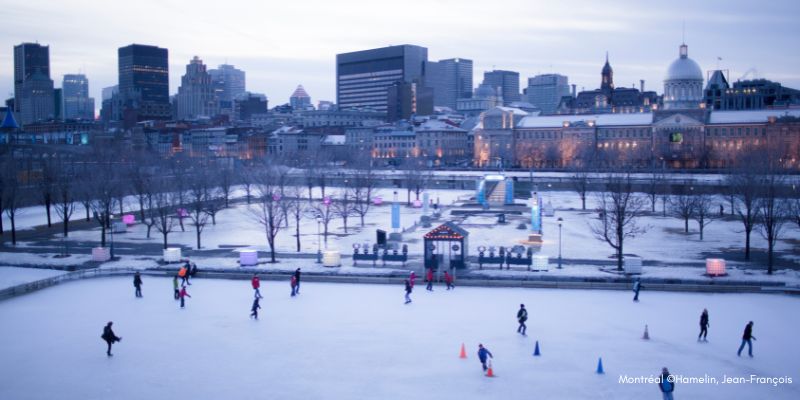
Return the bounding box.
[1,277,798,399]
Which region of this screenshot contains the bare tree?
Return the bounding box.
[286,186,307,252]
[186,166,212,249]
[692,193,715,240]
[250,167,287,263]
[726,158,762,261]
[755,173,791,274]
[350,166,378,226]
[308,199,335,244]
[52,155,76,239]
[216,165,235,208]
[401,159,432,205]
[590,174,648,270]
[35,153,57,228]
[332,188,355,234]
[669,182,696,233]
[646,169,665,213]
[239,164,257,205]
[1,157,26,245]
[87,151,119,248]
[151,181,178,250]
[168,155,190,232]
[127,152,156,223]
[571,169,590,210]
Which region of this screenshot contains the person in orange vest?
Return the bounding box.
[444,271,454,290]
[425,268,434,291]
[178,265,188,286]
[251,274,262,298]
[179,285,191,308]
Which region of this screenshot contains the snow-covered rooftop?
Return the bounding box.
[323,134,346,145]
[518,113,654,128]
[416,120,466,132]
[708,109,800,124]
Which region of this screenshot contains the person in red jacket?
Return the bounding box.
[409,271,417,288]
[425,268,434,291]
[179,285,191,308]
[444,271,454,290]
[251,274,262,298]
[290,275,298,297]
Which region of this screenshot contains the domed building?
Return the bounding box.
[663,43,704,110]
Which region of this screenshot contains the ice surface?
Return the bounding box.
[0,266,65,290]
[0,277,798,399]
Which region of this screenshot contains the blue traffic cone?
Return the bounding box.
[596,357,604,374]
[533,341,541,356]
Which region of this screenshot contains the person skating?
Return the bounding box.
[517,304,528,336]
[698,309,709,342]
[633,279,642,302]
[425,268,434,291]
[404,279,412,304]
[133,272,143,298]
[409,271,417,289]
[183,261,192,285]
[444,271,454,290]
[294,268,301,295]
[477,344,493,372]
[251,274,262,299]
[290,274,298,297]
[737,321,756,357]
[179,285,191,308]
[101,321,122,356]
[172,275,180,300]
[189,262,198,278]
[250,297,261,319]
[179,264,189,286]
[657,367,676,400]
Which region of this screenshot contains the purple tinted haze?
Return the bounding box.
[1,0,798,110]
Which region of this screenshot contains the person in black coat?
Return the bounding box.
[737,321,756,357]
[250,297,261,320]
[293,268,301,295]
[698,309,709,341]
[516,304,528,335]
[633,279,642,302]
[101,321,122,356]
[404,279,412,304]
[133,272,143,298]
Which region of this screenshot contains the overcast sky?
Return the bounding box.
[2,0,799,111]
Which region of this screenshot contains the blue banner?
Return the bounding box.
[531,192,542,234]
[391,203,400,230]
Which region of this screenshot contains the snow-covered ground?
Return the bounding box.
[0,277,797,399]
[0,266,65,290]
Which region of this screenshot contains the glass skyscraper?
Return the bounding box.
[118,44,170,126]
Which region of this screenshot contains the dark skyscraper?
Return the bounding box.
[426,58,473,110]
[118,44,169,127]
[336,45,428,115]
[483,70,521,106]
[62,74,95,120]
[14,42,55,125]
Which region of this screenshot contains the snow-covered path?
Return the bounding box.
[0,277,797,399]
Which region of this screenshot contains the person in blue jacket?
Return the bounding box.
[477,344,493,372]
[658,367,675,400]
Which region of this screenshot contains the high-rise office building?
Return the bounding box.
[209,64,246,102]
[118,44,170,127]
[62,74,95,120]
[525,74,570,115]
[175,56,218,120]
[483,70,520,106]
[290,85,312,110]
[14,43,55,125]
[336,45,428,115]
[426,58,473,110]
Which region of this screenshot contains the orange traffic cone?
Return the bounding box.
[485,360,495,377]
[642,324,650,340]
[459,343,467,359]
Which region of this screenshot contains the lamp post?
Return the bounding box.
[316,215,322,263]
[557,217,563,269]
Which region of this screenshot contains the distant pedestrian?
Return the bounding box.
[179,265,189,286]
[477,344,493,372]
[657,367,676,400]
[290,275,298,297]
[294,268,301,295]
[719,204,724,217]
[101,321,122,356]
[444,271,454,290]
[737,321,756,357]
[409,271,417,289]
[251,274,262,299]
[250,297,261,319]
[179,285,191,308]
[404,279,412,304]
[172,275,179,300]
[633,279,642,302]
[517,304,528,335]
[425,268,434,291]
[133,272,143,298]
[698,309,709,342]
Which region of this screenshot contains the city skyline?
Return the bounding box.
[2,0,799,112]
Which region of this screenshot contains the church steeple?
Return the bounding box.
[601,52,614,92]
